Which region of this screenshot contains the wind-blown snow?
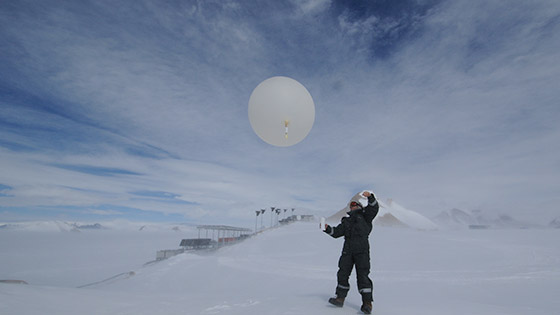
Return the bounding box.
[1,221,559,314]
[377,199,438,230]
[326,197,437,230]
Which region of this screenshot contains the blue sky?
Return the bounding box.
[1,0,559,226]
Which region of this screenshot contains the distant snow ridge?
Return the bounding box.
[0,221,194,232]
[433,208,476,226]
[549,218,560,229]
[0,221,82,232]
[433,209,540,229]
[376,199,438,230]
[75,223,106,230]
[487,214,529,229]
[432,208,476,228]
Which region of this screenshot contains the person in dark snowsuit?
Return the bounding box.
[323,191,379,314]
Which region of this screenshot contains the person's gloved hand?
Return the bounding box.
[363,191,377,205]
[323,224,332,234]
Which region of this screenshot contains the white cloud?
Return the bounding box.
[1,0,559,224]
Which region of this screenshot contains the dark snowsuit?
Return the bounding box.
[324,194,379,302]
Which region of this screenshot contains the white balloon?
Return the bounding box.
[248,76,315,147]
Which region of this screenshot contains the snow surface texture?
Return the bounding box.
[1,221,560,314]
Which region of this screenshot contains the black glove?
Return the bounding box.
[368,193,377,205]
[324,224,332,234]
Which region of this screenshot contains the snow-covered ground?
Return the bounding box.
[1,221,559,314]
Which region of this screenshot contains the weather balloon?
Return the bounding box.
[248,76,315,147]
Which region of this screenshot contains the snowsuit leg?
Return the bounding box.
[355,251,373,302]
[335,253,353,298]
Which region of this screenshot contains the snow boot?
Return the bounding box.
[360,300,372,314]
[328,296,345,307]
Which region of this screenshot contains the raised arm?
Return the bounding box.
[363,191,379,223]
